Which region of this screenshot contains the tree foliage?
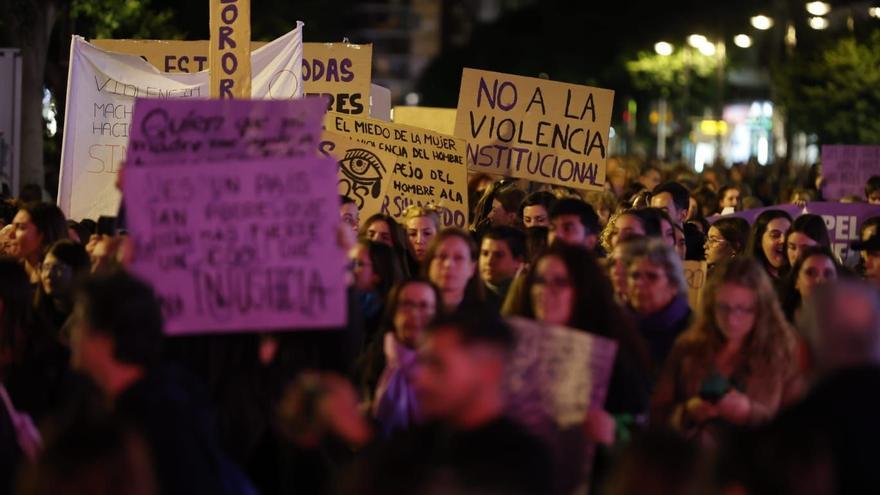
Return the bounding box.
[774,30,880,144]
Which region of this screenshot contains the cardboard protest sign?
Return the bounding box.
[209,0,251,98]
[319,131,394,223]
[714,202,880,265]
[504,316,617,489]
[393,106,457,135]
[683,261,707,310]
[58,25,304,221]
[91,39,372,115]
[126,96,326,166]
[326,113,469,227]
[454,68,614,190]
[124,157,347,334]
[821,145,880,200]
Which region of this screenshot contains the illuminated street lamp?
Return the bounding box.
[806,2,831,16]
[687,34,709,48]
[870,7,880,18]
[733,34,753,48]
[655,41,674,56]
[751,15,774,30]
[809,16,829,30]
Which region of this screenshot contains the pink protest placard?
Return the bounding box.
[126,96,328,166]
[821,145,880,200]
[123,157,347,335]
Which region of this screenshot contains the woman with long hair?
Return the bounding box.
[781,245,840,323]
[360,214,415,277]
[349,239,404,342]
[746,209,792,282]
[10,203,69,283]
[784,214,831,266]
[421,229,484,313]
[651,258,803,442]
[704,217,750,272]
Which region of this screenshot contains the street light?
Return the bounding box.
[809,16,829,30]
[654,41,674,56]
[698,42,716,56]
[751,15,774,30]
[687,34,709,48]
[733,34,753,48]
[870,7,880,18]
[806,2,831,16]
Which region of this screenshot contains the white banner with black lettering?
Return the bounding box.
[58,22,304,221]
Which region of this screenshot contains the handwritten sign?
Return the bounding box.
[821,145,880,200]
[92,39,372,116]
[209,0,251,98]
[326,113,469,227]
[714,202,880,266]
[393,106,457,135]
[320,131,394,223]
[126,96,326,166]
[454,68,614,190]
[683,261,707,310]
[124,157,347,334]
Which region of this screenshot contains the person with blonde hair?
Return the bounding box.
[402,205,441,264]
[650,257,803,442]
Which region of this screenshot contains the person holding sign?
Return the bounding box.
[650,258,803,444]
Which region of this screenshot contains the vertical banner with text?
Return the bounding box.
[455,68,614,190]
[210,0,251,98]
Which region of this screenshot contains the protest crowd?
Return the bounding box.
[3,16,880,495]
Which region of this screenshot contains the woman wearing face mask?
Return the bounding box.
[784,214,831,267]
[403,206,440,264]
[651,258,803,444]
[781,246,840,323]
[623,238,693,369]
[422,229,484,313]
[746,210,793,283]
[10,203,69,284]
[367,279,442,437]
[504,243,652,490]
[34,240,91,344]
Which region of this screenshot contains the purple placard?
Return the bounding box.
[123,157,347,335]
[126,96,327,166]
[714,202,880,264]
[821,145,880,200]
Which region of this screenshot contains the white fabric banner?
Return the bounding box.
[58,23,304,221]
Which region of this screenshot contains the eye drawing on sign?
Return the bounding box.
[337,148,385,208]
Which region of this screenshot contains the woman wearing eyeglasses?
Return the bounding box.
[704,217,750,273]
[359,279,442,437]
[650,257,803,444]
[622,237,693,369]
[504,243,652,446]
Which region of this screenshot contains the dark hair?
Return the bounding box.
[710,217,751,254]
[550,198,600,235]
[427,309,515,353]
[19,184,43,204]
[360,214,414,276]
[79,219,98,237]
[693,187,718,218]
[339,195,356,206]
[380,278,443,335]
[717,184,741,208]
[781,245,840,322]
[482,226,527,260]
[66,220,91,245]
[857,216,880,275]
[629,208,664,238]
[0,200,17,226]
[866,176,880,198]
[422,228,485,307]
[21,202,69,255]
[47,240,91,275]
[785,214,831,249]
[519,191,557,218]
[684,222,706,261]
[525,226,549,264]
[747,209,793,276]
[652,182,690,213]
[505,243,651,369]
[641,164,661,177]
[75,270,164,366]
[494,187,527,215]
[0,257,33,359]
[357,239,404,297]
